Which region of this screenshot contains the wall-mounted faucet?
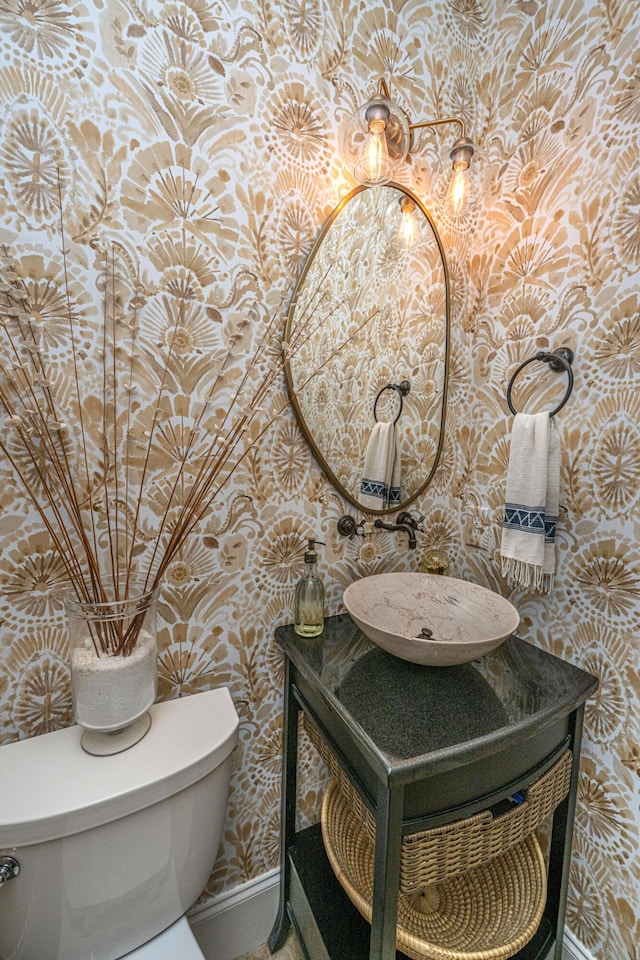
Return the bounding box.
[337,511,423,550]
[372,517,417,549]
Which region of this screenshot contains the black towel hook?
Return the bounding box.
[506,347,574,418]
[373,380,410,425]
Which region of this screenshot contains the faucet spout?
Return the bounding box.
[373,518,417,549]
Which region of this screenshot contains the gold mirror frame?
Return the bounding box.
[284,183,450,515]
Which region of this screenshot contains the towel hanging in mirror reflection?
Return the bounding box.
[359,421,402,510]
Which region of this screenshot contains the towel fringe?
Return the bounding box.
[502,557,554,594]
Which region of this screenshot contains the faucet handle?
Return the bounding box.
[396,511,424,530]
[337,515,365,539]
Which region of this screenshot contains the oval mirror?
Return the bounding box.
[284,183,450,514]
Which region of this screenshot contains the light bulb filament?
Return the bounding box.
[363,118,388,183]
[448,161,470,216]
[399,196,417,249]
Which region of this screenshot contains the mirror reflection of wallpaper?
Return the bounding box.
[0,2,639,957]
[288,186,447,509]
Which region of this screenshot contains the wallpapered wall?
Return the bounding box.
[0,1,638,958]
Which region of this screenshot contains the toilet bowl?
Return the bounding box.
[124,915,205,958]
[0,688,239,960]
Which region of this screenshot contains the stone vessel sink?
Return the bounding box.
[342,573,520,666]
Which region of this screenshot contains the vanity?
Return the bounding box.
[268,614,598,960]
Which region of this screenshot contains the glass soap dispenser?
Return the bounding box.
[294,539,325,637]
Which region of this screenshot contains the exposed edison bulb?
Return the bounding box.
[444,137,475,218]
[446,161,471,216]
[398,196,418,249]
[354,117,392,185]
[343,89,411,186]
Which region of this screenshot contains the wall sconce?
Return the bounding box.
[343,79,476,216]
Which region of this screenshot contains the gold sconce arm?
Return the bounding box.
[409,116,467,140]
[374,79,467,142]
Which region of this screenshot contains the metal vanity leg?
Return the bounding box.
[548,706,585,960]
[268,660,299,953]
[369,784,404,960]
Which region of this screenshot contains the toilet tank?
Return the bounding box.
[0,688,239,960]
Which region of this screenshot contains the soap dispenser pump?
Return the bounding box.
[294,538,325,638]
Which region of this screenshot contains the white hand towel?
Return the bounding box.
[359,421,402,510]
[389,426,402,508]
[500,412,560,592]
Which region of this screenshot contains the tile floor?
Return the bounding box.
[232,931,556,960]
[234,929,304,960]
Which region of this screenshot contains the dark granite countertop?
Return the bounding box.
[276,614,599,785]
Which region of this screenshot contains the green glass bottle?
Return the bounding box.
[294,539,325,637]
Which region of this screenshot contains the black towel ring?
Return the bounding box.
[374,380,410,425]
[507,347,574,418]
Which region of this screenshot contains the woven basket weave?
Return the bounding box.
[304,714,571,890]
[305,716,572,960]
[322,779,548,960]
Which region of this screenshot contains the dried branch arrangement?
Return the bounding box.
[0,193,375,656]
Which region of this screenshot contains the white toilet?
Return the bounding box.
[0,687,239,959]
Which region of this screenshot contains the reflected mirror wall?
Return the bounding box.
[284,184,450,514]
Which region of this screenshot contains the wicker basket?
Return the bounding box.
[305,716,572,960]
[322,779,547,960]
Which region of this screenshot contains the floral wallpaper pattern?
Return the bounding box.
[0,2,638,959]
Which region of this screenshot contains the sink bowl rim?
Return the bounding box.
[343,572,520,666]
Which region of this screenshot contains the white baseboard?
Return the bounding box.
[189,868,280,960]
[562,929,598,960]
[189,870,595,960]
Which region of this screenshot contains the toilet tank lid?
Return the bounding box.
[0,688,239,847]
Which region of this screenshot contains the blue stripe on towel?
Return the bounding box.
[360,478,387,501]
[503,503,546,534]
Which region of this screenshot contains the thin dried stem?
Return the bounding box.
[123,270,142,598]
[125,291,183,592]
[55,177,103,602]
